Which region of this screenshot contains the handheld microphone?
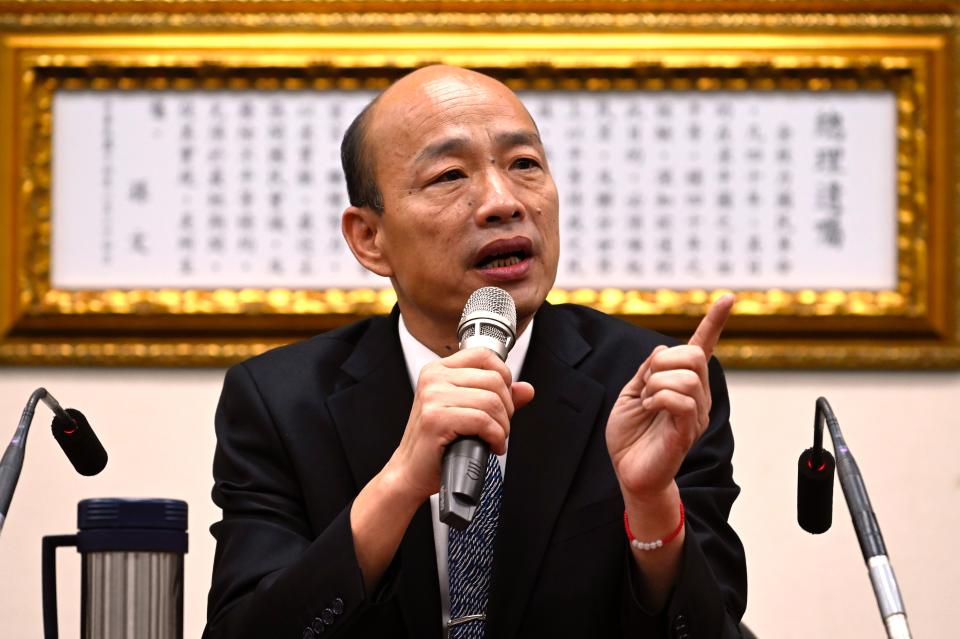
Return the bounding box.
[0,389,107,535]
[797,397,912,639]
[439,286,517,530]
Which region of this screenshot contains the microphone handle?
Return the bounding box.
[439,437,489,531]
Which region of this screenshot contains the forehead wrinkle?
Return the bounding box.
[417,97,510,134]
[402,102,521,164]
[412,78,520,127]
[370,68,544,176]
[419,75,484,103]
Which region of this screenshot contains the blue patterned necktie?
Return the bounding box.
[447,453,503,639]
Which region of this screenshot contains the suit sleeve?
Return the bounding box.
[620,356,748,638]
[203,363,396,639]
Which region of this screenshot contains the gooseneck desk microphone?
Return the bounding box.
[0,388,108,535]
[797,397,911,639]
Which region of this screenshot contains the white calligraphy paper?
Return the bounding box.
[51,89,897,291]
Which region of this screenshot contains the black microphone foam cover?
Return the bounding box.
[51,408,108,476]
[797,447,835,534]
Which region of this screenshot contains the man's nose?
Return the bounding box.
[473,168,525,225]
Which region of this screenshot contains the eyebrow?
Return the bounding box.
[494,130,543,150]
[415,137,469,164]
[414,130,544,165]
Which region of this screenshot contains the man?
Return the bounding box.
[204,65,746,639]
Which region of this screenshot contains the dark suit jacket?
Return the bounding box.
[204,303,747,639]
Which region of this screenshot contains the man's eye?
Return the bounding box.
[513,157,541,170]
[433,169,465,183]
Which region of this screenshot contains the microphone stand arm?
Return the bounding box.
[0,388,72,535]
[816,397,912,639]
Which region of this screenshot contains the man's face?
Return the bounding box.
[366,69,560,330]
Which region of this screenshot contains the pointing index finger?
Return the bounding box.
[688,294,735,360]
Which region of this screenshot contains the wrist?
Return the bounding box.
[621,482,682,542]
[621,480,679,511]
[375,461,430,515]
[625,501,684,551]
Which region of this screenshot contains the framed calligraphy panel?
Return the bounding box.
[1,2,957,367]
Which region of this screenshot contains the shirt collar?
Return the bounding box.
[398,313,534,389]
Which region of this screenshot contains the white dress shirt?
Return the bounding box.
[397,313,533,629]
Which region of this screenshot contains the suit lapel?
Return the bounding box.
[485,304,605,639]
[324,309,442,639]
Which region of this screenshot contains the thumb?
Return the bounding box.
[511,381,535,411]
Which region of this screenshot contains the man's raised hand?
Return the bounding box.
[605,295,735,502]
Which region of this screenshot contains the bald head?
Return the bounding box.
[374,65,525,121]
[340,66,535,214]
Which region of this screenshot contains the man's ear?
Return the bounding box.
[341,206,394,278]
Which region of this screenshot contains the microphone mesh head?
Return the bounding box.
[461,286,517,332]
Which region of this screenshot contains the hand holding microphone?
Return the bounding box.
[383,287,533,530]
[350,287,533,588]
[439,287,531,529]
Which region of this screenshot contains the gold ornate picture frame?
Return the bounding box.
[1,1,958,367]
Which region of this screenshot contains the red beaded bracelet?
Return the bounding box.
[623,501,685,551]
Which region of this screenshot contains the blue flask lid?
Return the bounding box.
[76,498,188,553]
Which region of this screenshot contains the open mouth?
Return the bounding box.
[473,237,534,272]
[476,250,528,269]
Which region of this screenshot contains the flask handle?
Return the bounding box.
[42,534,78,639]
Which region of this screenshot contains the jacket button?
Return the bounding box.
[321,608,336,625]
[311,618,326,634]
[331,597,344,615]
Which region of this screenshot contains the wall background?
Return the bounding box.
[0,365,956,638]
